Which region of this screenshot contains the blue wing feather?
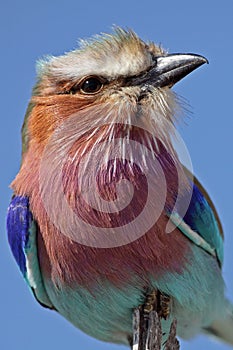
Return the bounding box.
[7,195,53,309]
[7,196,32,276]
[183,182,223,262]
[172,171,224,266]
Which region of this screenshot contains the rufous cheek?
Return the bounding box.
[28,95,100,147]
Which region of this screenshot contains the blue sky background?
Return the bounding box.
[1,1,233,349]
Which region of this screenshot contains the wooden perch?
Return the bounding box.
[132,293,180,350]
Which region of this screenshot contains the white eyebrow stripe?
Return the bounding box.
[40,51,153,81]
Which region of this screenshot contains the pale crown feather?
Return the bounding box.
[36,28,165,81]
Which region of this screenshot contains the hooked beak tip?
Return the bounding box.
[151,53,209,88]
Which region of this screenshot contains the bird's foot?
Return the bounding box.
[143,289,171,320]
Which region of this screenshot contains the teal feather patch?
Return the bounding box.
[169,177,224,266]
[24,219,54,308]
[169,212,217,257]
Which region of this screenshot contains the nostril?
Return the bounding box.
[141,84,150,92]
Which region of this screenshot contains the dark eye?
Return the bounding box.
[80,76,103,94]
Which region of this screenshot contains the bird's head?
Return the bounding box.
[14,29,208,246]
[22,28,207,156]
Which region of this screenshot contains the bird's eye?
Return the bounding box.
[80,76,103,94]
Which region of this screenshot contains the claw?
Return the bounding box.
[143,289,171,319]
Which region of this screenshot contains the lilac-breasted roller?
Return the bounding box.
[7,28,233,348]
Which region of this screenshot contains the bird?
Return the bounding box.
[7,28,233,348]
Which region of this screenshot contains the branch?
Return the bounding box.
[132,307,180,350]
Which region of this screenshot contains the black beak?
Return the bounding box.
[151,53,208,87]
[128,53,208,88]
